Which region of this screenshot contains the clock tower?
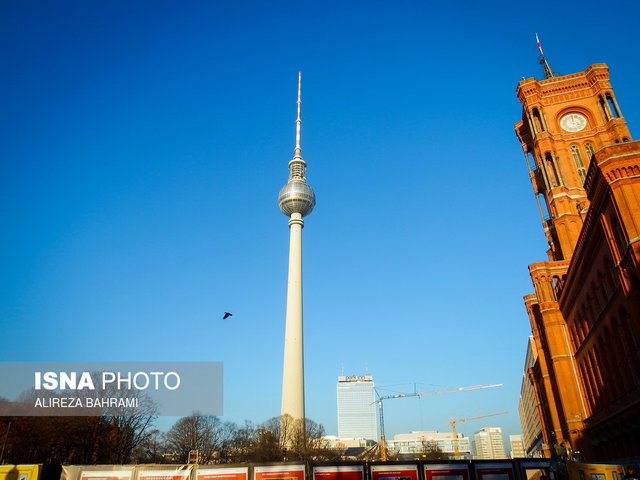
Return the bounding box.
[515,63,631,261]
[515,42,640,460]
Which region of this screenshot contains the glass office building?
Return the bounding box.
[337,375,378,440]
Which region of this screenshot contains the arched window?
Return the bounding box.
[551,275,563,299]
[586,351,602,405]
[532,108,546,132]
[579,361,596,411]
[575,319,583,343]
[571,144,587,183]
[596,337,614,404]
[606,93,621,118]
[544,152,560,187]
[604,327,621,399]
[581,315,589,342]
[577,307,588,342]
[603,256,617,291]
[620,306,640,374]
[569,325,578,351]
[611,215,627,253]
[599,95,611,121]
[612,319,632,393]
[592,344,606,397]
[535,278,546,302]
[610,259,619,287]
[585,142,595,160]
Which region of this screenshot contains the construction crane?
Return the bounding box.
[449,410,508,459]
[375,383,502,461]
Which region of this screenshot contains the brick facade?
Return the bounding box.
[515,63,640,462]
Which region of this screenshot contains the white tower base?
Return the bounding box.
[281,212,305,421]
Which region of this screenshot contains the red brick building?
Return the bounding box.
[515,60,640,462]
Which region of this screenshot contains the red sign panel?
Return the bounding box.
[475,464,514,480]
[138,470,192,480]
[424,464,470,480]
[313,466,363,480]
[370,465,419,480]
[254,465,305,480]
[197,468,248,480]
[80,472,133,480]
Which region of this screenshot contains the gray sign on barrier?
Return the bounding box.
[0,361,223,416]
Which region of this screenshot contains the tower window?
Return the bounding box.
[611,215,627,252]
[532,108,546,133]
[552,275,563,298]
[537,193,551,220]
[599,95,610,121]
[606,93,620,118]
[571,144,587,184]
[544,152,560,187]
[585,142,595,160]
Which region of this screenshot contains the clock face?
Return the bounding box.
[560,113,587,132]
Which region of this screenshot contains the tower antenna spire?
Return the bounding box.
[295,71,302,158]
[286,72,307,182]
[536,32,559,79]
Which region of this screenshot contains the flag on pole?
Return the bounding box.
[535,32,544,57]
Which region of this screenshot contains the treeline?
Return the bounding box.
[0,415,150,464]
[0,412,342,465]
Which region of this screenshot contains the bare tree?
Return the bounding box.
[215,415,335,463]
[260,415,331,461]
[165,414,228,463]
[99,383,159,463]
[417,440,451,460]
[130,429,166,463]
[219,421,258,463]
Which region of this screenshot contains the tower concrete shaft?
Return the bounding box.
[277,72,315,423]
[281,212,305,420]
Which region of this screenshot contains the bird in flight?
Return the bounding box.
[223,312,233,319]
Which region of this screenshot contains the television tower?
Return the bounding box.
[277,72,315,421]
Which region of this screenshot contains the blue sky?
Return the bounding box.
[2,0,639,443]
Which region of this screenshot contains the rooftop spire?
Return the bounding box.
[535,32,558,79]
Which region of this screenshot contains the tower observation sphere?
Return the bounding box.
[278,179,315,217]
